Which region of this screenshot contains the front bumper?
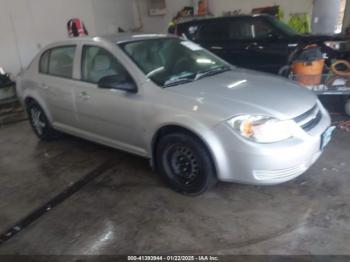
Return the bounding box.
[210,105,331,185]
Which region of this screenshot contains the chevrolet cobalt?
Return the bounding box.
[17,34,334,195]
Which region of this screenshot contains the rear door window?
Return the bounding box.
[252,19,279,39]
[39,46,76,79]
[229,18,280,40]
[198,21,229,41]
[48,46,76,78]
[229,19,254,40]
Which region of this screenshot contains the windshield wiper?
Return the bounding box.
[164,77,194,87]
[195,66,231,81]
[163,66,231,87]
[147,67,165,78]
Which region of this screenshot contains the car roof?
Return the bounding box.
[177,14,270,26]
[49,33,176,47]
[102,33,176,43]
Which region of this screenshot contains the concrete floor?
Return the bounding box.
[0,121,350,255]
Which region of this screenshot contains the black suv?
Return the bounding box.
[176,15,350,74]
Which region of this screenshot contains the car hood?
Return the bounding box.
[167,69,318,121]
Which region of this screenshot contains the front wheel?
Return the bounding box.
[27,101,62,141]
[156,133,217,196]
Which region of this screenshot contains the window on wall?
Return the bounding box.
[81,46,130,84]
[39,46,76,79]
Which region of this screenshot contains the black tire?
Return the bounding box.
[156,132,217,196]
[26,100,62,141]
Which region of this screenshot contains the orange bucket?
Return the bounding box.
[292,59,325,86]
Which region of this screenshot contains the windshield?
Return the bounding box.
[119,38,230,87]
[266,16,300,36]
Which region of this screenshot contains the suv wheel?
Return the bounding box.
[27,101,62,141]
[156,133,217,196]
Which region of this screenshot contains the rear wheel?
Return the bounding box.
[156,133,217,196]
[27,101,62,141]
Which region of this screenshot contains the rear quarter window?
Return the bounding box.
[39,46,76,79]
[39,50,50,74]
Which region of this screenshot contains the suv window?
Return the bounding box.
[178,24,199,40]
[229,18,279,40]
[81,46,130,84]
[229,19,253,40]
[198,21,229,41]
[39,46,76,78]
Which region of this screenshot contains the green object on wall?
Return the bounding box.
[288,13,311,33]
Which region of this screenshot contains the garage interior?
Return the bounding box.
[1,0,350,258]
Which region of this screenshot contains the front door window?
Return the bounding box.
[81,46,130,84]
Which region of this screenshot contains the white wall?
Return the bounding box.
[312,0,341,34]
[208,0,314,21]
[91,0,135,34]
[0,0,134,75]
[133,0,193,33]
[0,2,23,77]
[343,1,350,31]
[1,0,315,75]
[136,0,314,32]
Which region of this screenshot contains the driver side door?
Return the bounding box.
[74,44,146,156]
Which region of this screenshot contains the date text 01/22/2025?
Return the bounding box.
[127,256,220,261]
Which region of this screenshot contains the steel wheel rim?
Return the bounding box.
[30,107,46,135]
[166,145,200,186]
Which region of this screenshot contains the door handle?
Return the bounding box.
[245,43,264,51]
[210,46,224,50]
[78,91,90,101]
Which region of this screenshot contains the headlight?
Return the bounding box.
[227,115,294,143]
[324,41,348,51]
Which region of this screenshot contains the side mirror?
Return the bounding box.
[98,75,137,93]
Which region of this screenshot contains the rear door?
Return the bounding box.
[38,45,78,128]
[195,19,231,62]
[195,18,266,69]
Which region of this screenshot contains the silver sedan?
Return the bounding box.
[17,34,334,195]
